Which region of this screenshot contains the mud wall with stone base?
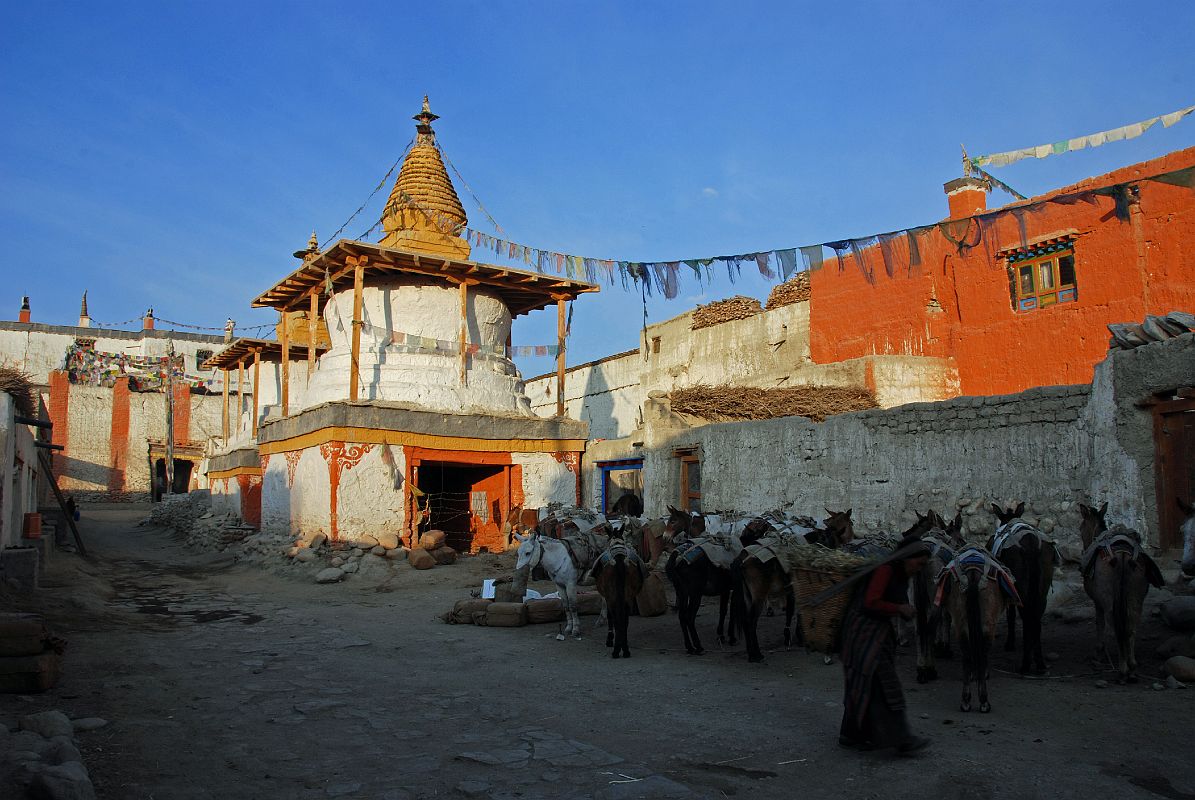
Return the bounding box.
[628,334,1193,553]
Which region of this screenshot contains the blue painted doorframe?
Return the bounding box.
[597,459,644,513]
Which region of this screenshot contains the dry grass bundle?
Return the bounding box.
[0,365,36,417]
[766,272,811,309]
[691,296,763,330]
[669,384,877,423]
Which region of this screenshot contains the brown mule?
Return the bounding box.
[593,540,646,659]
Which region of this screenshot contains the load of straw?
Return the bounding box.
[0,366,36,418]
[765,271,811,310]
[691,296,763,330]
[668,384,878,423]
[777,539,874,572]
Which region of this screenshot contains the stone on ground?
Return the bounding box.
[371,545,386,556]
[385,548,406,561]
[28,761,96,800]
[1155,634,1195,660]
[341,561,360,575]
[376,532,400,550]
[19,710,74,738]
[308,533,328,550]
[315,567,345,584]
[408,548,436,570]
[357,535,379,549]
[1161,597,1195,632]
[1164,655,1195,683]
[294,548,315,563]
[419,530,446,550]
[431,546,457,565]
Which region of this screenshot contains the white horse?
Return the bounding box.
[513,532,585,641]
[1180,498,1195,578]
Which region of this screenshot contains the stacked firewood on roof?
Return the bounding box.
[669,384,878,423]
[691,296,764,330]
[1107,311,1194,350]
[765,271,811,310]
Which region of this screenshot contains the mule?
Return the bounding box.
[937,546,1018,713]
[664,510,763,656]
[730,520,799,664]
[513,532,589,641]
[1078,503,1164,683]
[987,502,1058,675]
[611,492,644,517]
[804,508,856,549]
[1179,498,1195,577]
[910,511,964,683]
[592,538,647,658]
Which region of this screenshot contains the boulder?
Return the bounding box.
[70,718,109,732]
[46,735,83,765]
[408,549,436,570]
[377,532,400,550]
[308,533,328,550]
[419,530,446,550]
[341,561,360,575]
[330,557,345,568]
[358,535,379,549]
[371,546,387,557]
[1161,597,1195,632]
[431,546,458,566]
[315,568,345,584]
[294,548,315,563]
[1164,655,1195,683]
[385,548,406,561]
[28,761,96,800]
[1156,634,1195,660]
[20,709,74,738]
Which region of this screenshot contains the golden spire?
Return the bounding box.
[294,230,320,260]
[380,96,470,258]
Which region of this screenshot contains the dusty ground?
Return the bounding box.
[2,503,1193,800]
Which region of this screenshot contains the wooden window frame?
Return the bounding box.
[1008,245,1078,313]
[673,448,701,512]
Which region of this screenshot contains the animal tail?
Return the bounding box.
[1024,535,1041,617]
[1112,551,1130,648]
[615,553,627,602]
[966,570,985,679]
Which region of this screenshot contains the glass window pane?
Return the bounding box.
[1058,253,1076,286]
[687,461,701,494]
[1039,261,1055,289]
[1018,266,1035,296]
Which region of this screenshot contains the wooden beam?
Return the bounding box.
[221,367,230,441]
[308,290,318,382]
[349,258,364,402]
[556,298,566,417]
[280,312,290,417]
[459,280,468,386]
[237,361,244,434]
[251,349,261,438]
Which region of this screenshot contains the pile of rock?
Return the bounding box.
[691,295,763,330]
[1107,311,1194,350]
[287,531,408,584]
[405,530,458,571]
[1,709,106,800]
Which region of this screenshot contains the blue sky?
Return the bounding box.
[2,1,1192,375]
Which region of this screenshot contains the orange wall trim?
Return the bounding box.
[207,466,263,480]
[172,383,191,444]
[107,377,131,492]
[258,426,586,456]
[47,370,70,478]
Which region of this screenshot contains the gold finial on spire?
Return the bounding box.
[413,95,440,146]
[294,230,321,260]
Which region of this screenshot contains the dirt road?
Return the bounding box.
[2,504,1192,799]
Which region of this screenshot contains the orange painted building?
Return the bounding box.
[809,147,1195,395]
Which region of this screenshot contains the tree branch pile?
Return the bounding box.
[691,296,763,330]
[669,383,878,423]
[0,366,36,417]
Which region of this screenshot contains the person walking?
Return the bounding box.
[838,538,931,755]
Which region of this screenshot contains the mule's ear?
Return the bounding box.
[1097,501,1108,517]
[1014,501,1025,517]
[1177,498,1194,516]
[989,502,1002,516]
[1077,503,1091,520]
[513,532,528,543]
[1140,553,1166,588]
[845,509,853,519]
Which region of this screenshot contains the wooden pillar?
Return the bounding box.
[459,281,468,386]
[349,258,364,402]
[236,361,244,434]
[555,297,567,417]
[280,312,290,417]
[307,291,318,382]
[221,368,230,441]
[251,349,261,438]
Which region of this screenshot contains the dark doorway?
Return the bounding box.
[153,458,195,501]
[1155,393,1195,550]
[418,461,506,552]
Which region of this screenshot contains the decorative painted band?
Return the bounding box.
[206,466,264,480]
[256,426,587,456]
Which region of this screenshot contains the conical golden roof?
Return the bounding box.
[381,97,468,250]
